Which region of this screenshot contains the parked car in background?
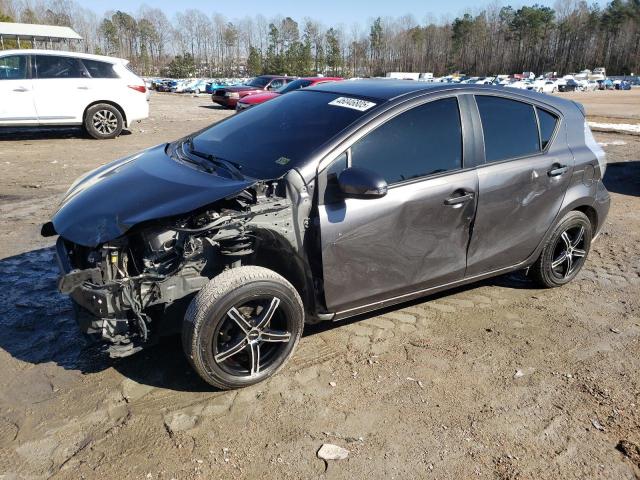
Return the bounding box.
[45,81,609,389]
[211,75,296,108]
[205,81,233,94]
[613,80,631,90]
[171,80,189,93]
[533,79,557,93]
[506,80,534,90]
[156,80,173,92]
[576,79,596,91]
[236,76,343,111]
[184,79,209,94]
[557,78,579,92]
[0,49,148,139]
[597,79,614,90]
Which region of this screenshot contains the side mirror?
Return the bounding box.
[338,167,388,199]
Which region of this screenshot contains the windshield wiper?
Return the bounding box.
[184,138,246,180]
[171,141,215,174]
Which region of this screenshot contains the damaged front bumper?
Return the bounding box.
[55,238,143,357]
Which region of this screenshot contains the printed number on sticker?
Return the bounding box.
[328,97,377,112]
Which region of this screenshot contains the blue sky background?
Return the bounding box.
[80,0,606,25]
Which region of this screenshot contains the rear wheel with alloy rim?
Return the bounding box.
[183,266,304,389]
[84,103,124,139]
[531,210,592,287]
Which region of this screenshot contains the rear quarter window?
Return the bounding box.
[476,96,540,162]
[536,107,559,149]
[82,59,118,79]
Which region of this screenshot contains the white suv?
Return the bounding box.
[0,49,149,139]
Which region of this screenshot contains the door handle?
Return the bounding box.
[444,192,474,206]
[548,165,568,177]
[13,87,29,92]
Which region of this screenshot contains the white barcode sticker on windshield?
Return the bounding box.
[328,97,377,111]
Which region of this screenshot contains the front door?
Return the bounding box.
[0,54,37,124]
[318,97,478,313]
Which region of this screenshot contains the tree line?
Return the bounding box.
[1,0,639,77]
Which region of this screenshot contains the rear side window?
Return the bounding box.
[536,107,559,149]
[350,97,462,184]
[0,55,28,80]
[82,59,118,78]
[476,96,539,162]
[35,55,85,79]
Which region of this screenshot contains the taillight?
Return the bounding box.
[128,85,147,93]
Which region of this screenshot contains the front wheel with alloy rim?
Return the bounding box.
[182,266,304,389]
[84,103,124,139]
[531,210,592,288]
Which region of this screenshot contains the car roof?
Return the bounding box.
[258,74,291,79]
[0,49,128,64]
[308,79,447,101]
[300,76,342,81]
[307,79,577,111]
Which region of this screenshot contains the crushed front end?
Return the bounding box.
[51,184,296,358]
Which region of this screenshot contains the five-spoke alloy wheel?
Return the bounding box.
[550,225,587,279]
[532,210,592,287]
[183,266,304,389]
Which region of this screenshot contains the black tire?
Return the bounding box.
[182,266,304,389]
[531,211,592,288]
[84,103,124,139]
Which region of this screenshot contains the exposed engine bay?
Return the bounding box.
[53,177,314,358]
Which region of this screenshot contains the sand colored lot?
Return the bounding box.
[0,90,638,479]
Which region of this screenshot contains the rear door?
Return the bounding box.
[32,54,90,124]
[0,54,37,124]
[79,58,122,106]
[465,95,572,276]
[318,96,478,313]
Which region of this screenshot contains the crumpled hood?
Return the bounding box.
[52,144,255,247]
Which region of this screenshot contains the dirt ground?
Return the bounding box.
[0,91,639,480]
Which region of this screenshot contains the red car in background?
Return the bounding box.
[211,75,295,109]
[236,77,344,111]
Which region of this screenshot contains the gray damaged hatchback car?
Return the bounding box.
[43,80,610,389]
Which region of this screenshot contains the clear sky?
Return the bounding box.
[79,0,600,25]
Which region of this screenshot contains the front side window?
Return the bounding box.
[0,55,27,80]
[268,79,285,90]
[245,76,270,88]
[82,59,118,78]
[350,97,462,184]
[35,55,85,79]
[476,96,540,162]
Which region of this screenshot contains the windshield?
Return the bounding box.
[191,90,376,179]
[245,76,271,88]
[277,79,313,94]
